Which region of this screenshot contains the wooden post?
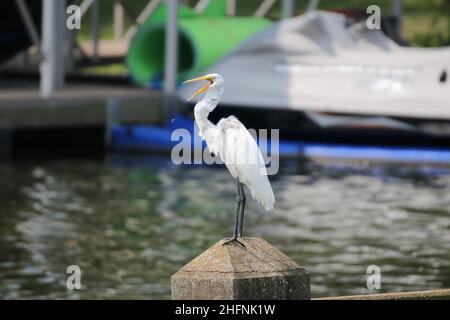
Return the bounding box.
[172,237,310,300]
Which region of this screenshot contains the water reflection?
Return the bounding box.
[0,157,449,299]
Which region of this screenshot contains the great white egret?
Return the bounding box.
[183,73,275,247]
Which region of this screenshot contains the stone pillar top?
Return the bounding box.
[178,237,304,275]
[172,237,310,300]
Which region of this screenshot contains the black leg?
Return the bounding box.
[237,182,246,238]
[222,180,245,248]
[232,181,240,239]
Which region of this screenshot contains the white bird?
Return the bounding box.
[183,73,275,247]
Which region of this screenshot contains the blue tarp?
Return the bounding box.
[111,114,450,164]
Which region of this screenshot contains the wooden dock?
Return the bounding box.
[0,78,166,155]
[0,82,164,129]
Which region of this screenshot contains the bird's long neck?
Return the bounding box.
[194,85,223,137]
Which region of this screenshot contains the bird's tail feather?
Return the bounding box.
[250,180,275,211]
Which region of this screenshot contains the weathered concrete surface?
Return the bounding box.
[172,237,310,300]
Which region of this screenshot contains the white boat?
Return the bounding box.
[177,11,450,148]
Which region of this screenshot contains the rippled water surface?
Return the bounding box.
[1,156,450,299]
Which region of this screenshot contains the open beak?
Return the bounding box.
[183,75,213,101]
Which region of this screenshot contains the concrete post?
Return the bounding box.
[172,237,310,300]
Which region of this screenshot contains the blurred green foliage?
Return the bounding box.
[76,0,449,47]
[77,0,449,75]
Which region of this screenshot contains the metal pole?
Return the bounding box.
[194,0,210,13]
[114,0,124,39]
[254,0,277,18]
[124,0,163,39]
[40,0,66,98]
[306,0,320,12]
[14,0,41,49]
[281,0,294,19]
[80,0,95,16]
[227,0,236,16]
[393,0,403,37]
[164,0,178,95]
[91,0,100,61]
[64,28,76,72]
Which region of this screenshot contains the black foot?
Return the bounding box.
[222,237,246,249]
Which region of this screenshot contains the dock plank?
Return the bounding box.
[0,83,165,128]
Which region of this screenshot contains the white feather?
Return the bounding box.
[193,74,275,211]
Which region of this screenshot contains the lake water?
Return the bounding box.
[1,155,449,299]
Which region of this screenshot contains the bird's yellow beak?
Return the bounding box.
[183,75,213,101]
